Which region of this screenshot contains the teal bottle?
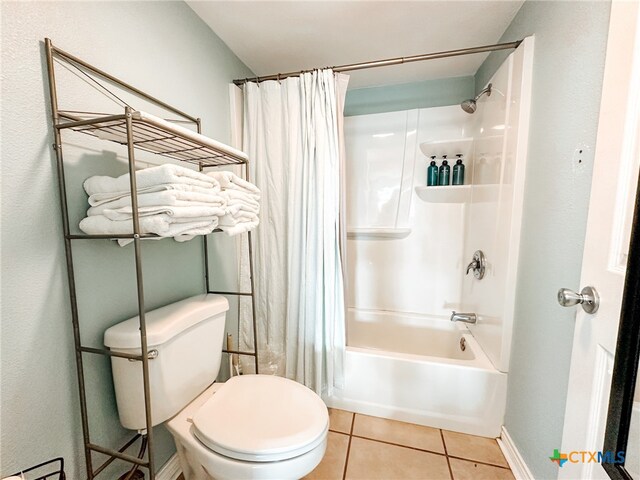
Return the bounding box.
[438,157,450,186]
[453,155,465,185]
[427,156,439,186]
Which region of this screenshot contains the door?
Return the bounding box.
[559,2,640,480]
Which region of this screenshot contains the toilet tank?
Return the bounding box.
[104,294,229,431]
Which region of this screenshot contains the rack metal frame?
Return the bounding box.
[11,457,66,480]
[44,38,259,479]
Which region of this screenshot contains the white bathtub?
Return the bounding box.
[325,309,507,437]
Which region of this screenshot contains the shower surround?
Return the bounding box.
[327,38,533,437]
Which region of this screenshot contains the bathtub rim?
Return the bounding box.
[346,307,498,371]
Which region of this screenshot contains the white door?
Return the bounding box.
[559,2,640,480]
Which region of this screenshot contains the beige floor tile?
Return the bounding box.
[345,437,451,480]
[304,432,350,480]
[449,458,514,480]
[442,430,508,467]
[329,408,354,434]
[352,414,445,454]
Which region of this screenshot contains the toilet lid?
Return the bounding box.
[192,375,329,462]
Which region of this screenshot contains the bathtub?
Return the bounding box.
[325,309,507,438]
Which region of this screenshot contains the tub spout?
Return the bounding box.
[450,311,477,324]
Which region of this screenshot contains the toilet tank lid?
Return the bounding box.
[104,294,229,349]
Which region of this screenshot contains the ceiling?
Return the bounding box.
[187,1,524,88]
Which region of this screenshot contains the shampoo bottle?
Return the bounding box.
[438,155,450,186]
[453,154,465,185]
[427,156,439,186]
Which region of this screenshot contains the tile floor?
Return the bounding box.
[176,408,514,480]
[303,409,515,480]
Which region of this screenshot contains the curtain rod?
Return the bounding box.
[233,40,522,86]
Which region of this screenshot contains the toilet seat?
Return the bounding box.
[192,375,329,462]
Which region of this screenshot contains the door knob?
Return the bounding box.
[557,286,600,314]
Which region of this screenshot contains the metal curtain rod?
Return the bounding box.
[233,40,522,86]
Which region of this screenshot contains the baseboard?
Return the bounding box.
[156,454,182,480]
[498,426,535,480]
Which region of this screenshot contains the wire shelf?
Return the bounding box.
[56,110,247,167]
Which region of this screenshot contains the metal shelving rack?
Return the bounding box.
[44,38,259,479]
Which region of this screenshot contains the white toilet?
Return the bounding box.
[104,294,329,480]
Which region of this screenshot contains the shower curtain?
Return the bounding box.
[241,69,349,395]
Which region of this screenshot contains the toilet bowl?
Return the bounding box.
[166,376,328,480]
[104,294,328,480]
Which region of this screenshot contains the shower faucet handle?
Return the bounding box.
[466,261,477,275]
[466,260,478,274]
[466,250,486,279]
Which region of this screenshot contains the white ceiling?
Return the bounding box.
[187,1,524,88]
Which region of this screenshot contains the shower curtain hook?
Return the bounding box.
[277,73,281,84]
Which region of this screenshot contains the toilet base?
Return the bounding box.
[174,440,212,480]
[165,383,328,480]
[172,430,327,480]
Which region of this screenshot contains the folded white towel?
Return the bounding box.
[174,225,222,242]
[223,188,260,202]
[220,210,258,224]
[174,234,196,243]
[207,171,261,195]
[84,164,219,196]
[217,207,259,236]
[219,220,259,236]
[225,199,259,215]
[88,183,221,206]
[103,205,226,221]
[80,214,218,237]
[88,189,225,216]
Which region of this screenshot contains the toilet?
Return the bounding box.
[104,294,329,480]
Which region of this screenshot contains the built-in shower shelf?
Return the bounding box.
[414,185,471,203]
[419,137,473,159]
[347,228,411,239]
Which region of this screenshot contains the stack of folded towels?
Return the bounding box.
[206,171,260,236]
[79,164,260,245]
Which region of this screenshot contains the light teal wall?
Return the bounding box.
[474,2,611,478]
[0,1,252,477]
[344,76,474,116]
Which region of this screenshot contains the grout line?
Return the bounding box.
[440,430,454,480]
[329,428,352,434]
[348,433,513,471]
[341,413,356,480]
[440,429,449,455]
[350,433,447,457]
[446,455,512,470]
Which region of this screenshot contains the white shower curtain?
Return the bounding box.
[241,69,349,395]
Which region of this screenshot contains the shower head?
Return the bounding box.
[461,83,492,114]
[461,99,477,114]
